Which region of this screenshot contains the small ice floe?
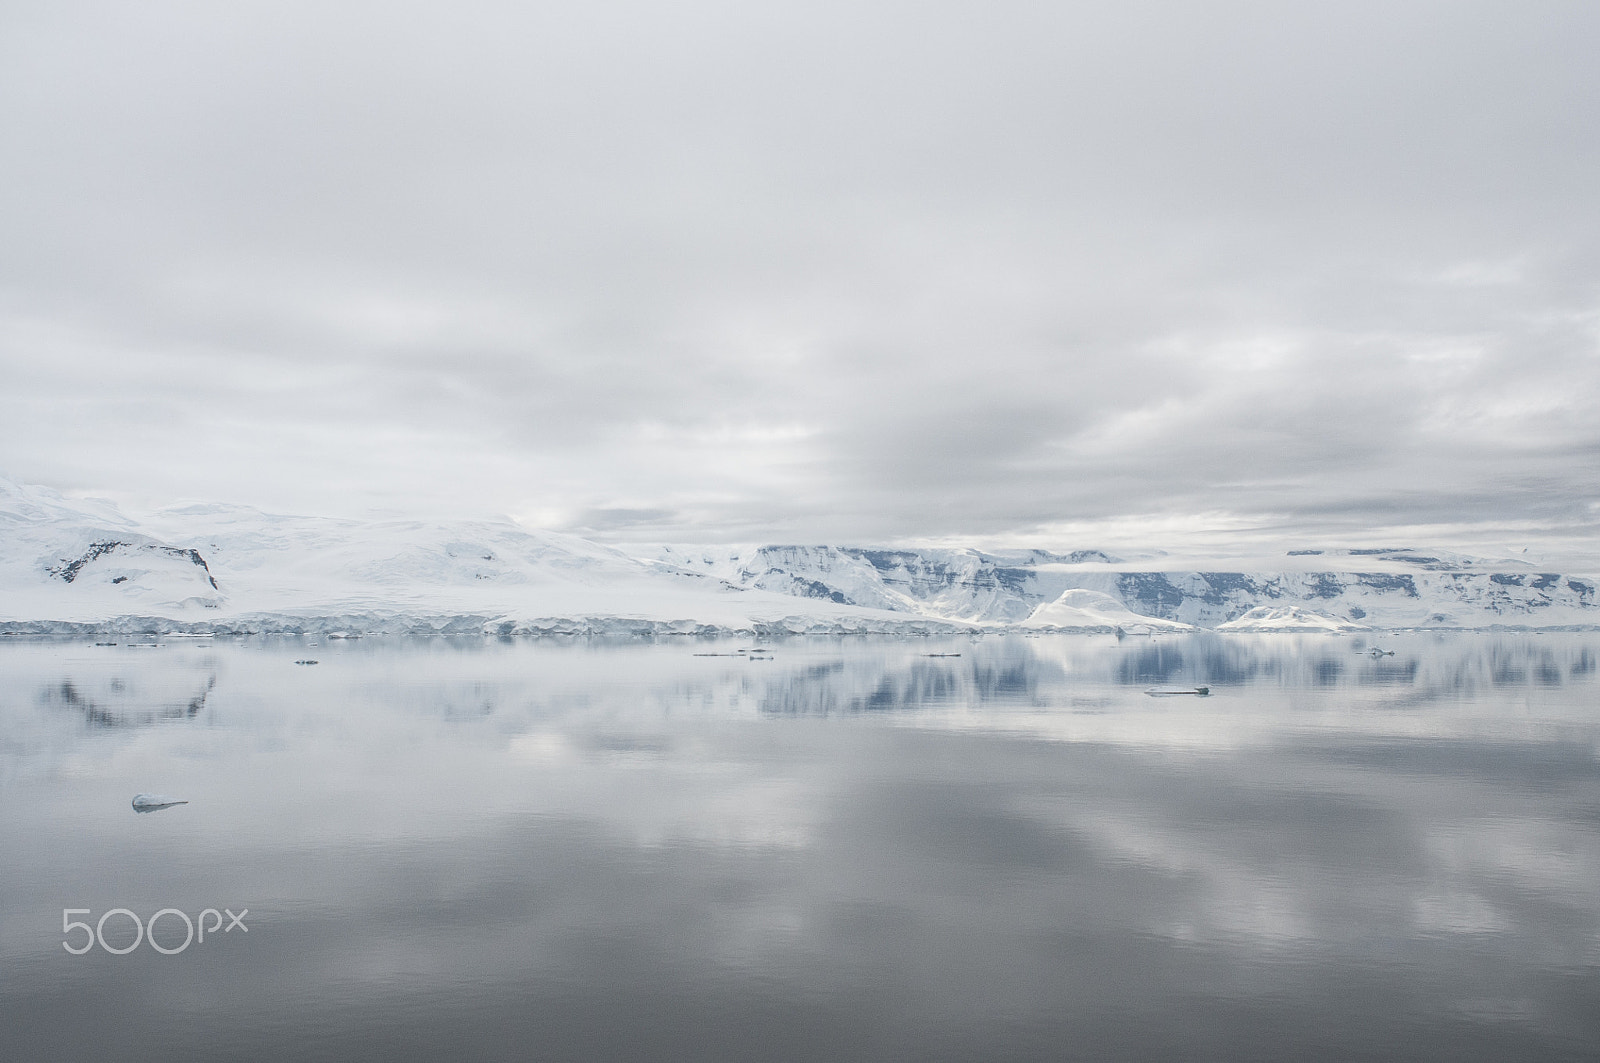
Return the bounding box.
[923,652,962,658]
[132,794,189,813]
[1144,686,1211,697]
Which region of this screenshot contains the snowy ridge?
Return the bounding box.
[0,480,980,636]
[1216,606,1369,633]
[641,544,1127,623]
[1,479,1596,633]
[1021,589,1193,633]
[1036,568,1597,629]
[637,543,1598,630]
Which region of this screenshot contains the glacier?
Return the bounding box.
[633,542,1597,631]
[1,478,1595,635]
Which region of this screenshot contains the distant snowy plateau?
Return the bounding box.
[2,479,1595,636]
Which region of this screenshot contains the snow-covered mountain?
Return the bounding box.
[0,480,972,636]
[643,544,1126,623]
[1020,589,1191,633]
[636,542,1598,630]
[2,479,1595,633]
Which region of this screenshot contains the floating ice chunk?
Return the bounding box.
[131,793,188,813]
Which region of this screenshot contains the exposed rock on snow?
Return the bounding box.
[50,540,219,588]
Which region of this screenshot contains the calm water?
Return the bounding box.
[2,632,1597,1062]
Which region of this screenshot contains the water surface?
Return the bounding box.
[2,632,1597,1061]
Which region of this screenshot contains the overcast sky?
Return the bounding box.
[2,1,1597,557]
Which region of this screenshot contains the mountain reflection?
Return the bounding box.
[731,634,1595,716]
[40,671,216,727]
[26,634,1587,734]
[369,634,1593,723]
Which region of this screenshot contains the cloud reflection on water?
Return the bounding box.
[0,633,1597,1061]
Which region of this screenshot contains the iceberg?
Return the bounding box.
[131,794,189,813]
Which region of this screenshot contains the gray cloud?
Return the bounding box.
[3,1,1598,556]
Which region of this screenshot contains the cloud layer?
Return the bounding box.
[3,1,1597,556]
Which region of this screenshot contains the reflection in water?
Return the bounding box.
[1361,655,1421,685]
[0,633,1597,1063]
[694,633,1598,720]
[40,670,216,727]
[1117,642,1187,685]
[178,633,1588,732]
